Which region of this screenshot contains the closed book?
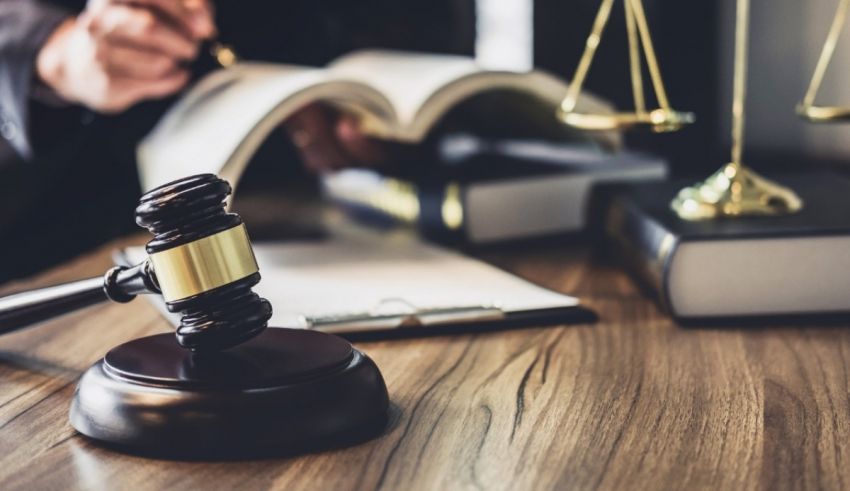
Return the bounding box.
[603,173,850,321]
[323,139,667,244]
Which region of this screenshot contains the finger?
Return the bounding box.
[286,107,351,174]
[92,68,188,113]
[335,115,388,166]
[99,44,178,79]
[294,133,350,174]
[125,68,190,103]
[181,0,217,38]
[112,0,214,39]
[88,5,198,60]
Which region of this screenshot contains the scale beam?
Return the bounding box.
[798,0,850,123]
[557,0,694,133]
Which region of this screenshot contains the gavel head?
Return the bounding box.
[134,174,272,351]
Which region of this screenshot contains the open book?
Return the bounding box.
[137,50,617,192]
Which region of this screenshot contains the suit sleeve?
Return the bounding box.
[0,0,71,160]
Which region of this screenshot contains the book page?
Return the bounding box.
[138,50,619,193]
[328,50,617,145]
[329,50,483,132]
[136,62,395,191]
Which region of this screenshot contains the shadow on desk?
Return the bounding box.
[341,306,598,343]
[0,350,79,381]
[78,402,405,462]
[679,312,850,330]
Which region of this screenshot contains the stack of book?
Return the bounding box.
[323,134,667,244]
[601,174,850,321]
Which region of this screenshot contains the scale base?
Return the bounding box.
[70,329,389,458]
[671,162,804,221]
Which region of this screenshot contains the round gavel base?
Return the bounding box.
[69,329,389,458]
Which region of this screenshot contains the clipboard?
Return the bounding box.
[114,233,596,338]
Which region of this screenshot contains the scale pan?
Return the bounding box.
[796,104,850,123]
[556,108,695,133]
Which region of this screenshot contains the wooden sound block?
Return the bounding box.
[70,329,389,458]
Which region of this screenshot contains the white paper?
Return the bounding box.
[124,233,579,331]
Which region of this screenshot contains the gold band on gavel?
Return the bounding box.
[149,224,259,302]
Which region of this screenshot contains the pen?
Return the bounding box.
[209,41,239,67]
[303,305,505,333]
[189,40,239,79]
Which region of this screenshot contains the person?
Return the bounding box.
[0,0,473,281]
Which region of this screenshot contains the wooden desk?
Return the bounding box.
[1,235,849,490]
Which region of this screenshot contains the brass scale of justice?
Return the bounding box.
[558,0,850,220]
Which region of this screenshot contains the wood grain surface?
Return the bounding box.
[1,235,849,490]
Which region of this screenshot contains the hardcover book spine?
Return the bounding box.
[327,176,466,243]
[604,195,678,312]
[417,182,466,242]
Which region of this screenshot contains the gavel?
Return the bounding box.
[0,173,388,457]
[0,173,271,351]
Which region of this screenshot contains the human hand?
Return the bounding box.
[285,104,392,174]
[35,0,215,113]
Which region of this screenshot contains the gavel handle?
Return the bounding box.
[0,261,159,335]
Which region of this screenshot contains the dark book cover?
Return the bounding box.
[602,173,850,321]
[615,173,850,240]
[328,137,666,245]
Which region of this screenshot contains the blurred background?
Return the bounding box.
[239,0,850,184]
[538,0,850,176]
[3,0,850,281]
